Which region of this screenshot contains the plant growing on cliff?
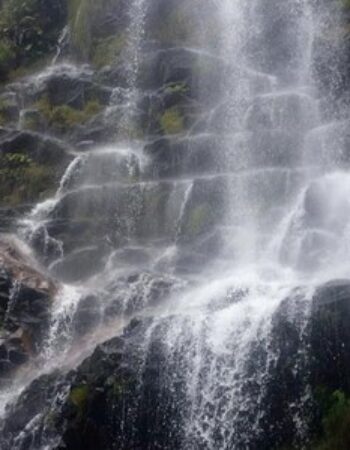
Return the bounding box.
[311,389,350,450]
[0,0,67,79]
[0,152,54,205]
[36,96,102,132]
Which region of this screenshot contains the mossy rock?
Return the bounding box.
[91,34,125,69]
[0,152,56,206]
[0,130,70,206]
[184,204,212,237]
[68,0,126,60]
[36,96,103,133]
[20,109,46,132]
[159,106,184,135]
[0,0,67,79]
[70,384,89,415]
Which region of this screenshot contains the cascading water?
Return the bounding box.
[1,0,350,448]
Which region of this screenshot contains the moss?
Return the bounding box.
[310,389,350,450]
[36,97,102,132]
[159,107,184,135]
[91,34,125,68]
[166,82,189,95]
[68,0,93,59]
[0,153,55,206]
[7,55,52,81]
[69,385,89,416]
[186,205,211,236]
[21,111,43,131]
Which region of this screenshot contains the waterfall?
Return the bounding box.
[1,0,350,448]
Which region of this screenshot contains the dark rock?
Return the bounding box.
[0,235,57,378]
[44,74,112,108]
[309,280,350,393]
[51,246,107,283]
[0,92,19,124]
[72,295,101,338]
[0,129,70,166]
[20,108,47,132]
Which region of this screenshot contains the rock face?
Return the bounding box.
[0,235,57,379]
[2,0,350,449]
[2,281,350,450]
[310,281,350,392]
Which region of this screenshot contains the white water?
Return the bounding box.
[1,0,350,448]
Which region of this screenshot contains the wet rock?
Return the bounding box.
[0,317,183,450]
[20,108,47,133]
[72,295,101,338]
[0,92,19,124]
[44,74,112,109]
[104,272,185,318]
[310,280,350,393]
[0,235,57,378]
[0,205,29,233]
[51,246,108,283]
[0,129,69,166]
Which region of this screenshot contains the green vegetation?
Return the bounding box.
[0,153,54,205]
[186,204,211,237]
[68,0,125,61]
[0,0,66,79]
[342,0,350,10]
[310,389,350,450]
[91,34,125,68]
[68,0,92,58]
[21,110,43,131]
[36,97,102,132]
[69,385,89,416]
[166,82,189,95]
[160,107,184,135]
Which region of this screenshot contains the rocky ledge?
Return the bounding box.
[0,235,57,380]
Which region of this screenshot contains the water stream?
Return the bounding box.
[1,0,350,448]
